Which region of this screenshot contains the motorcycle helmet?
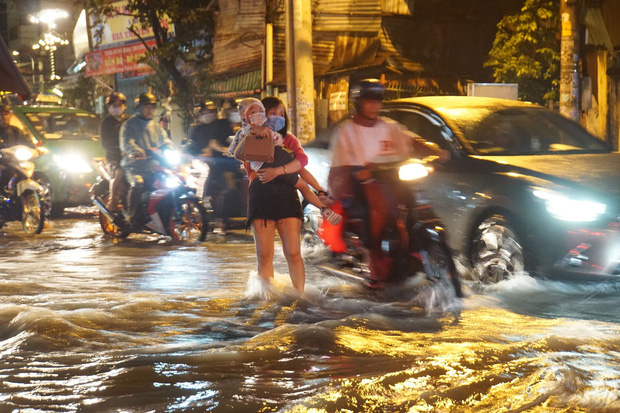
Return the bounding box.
[349,79,385,101]
[137,92,159,106]
[106,92,127,106]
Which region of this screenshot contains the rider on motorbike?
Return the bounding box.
[327,79,447,286]
[100,92,129,211]
[183,101,240,230]
[0,104,35,194]
[120,92,174,227]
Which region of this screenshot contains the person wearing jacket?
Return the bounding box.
[120,93,173,227]
[100,92,129,211]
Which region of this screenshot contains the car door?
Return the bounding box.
[383,107,477,253]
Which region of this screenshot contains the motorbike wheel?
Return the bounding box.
[98,194,129,238]
[21,190,44,234]
[471,214,524,284]
[168,199,208,241]
[420,240,463,299]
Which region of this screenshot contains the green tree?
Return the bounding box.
[86,0,218,129]
[485,0,560,104]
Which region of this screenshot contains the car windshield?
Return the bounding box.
[24,111,100,140]
[439,106,610,155]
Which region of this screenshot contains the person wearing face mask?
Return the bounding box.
[120,92,174,227]
[0,104,34,194]
[184,101,239,229]
[100,92,129,211]
[228,97,340,294]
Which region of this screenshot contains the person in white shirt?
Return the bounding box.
[327,79,446,285]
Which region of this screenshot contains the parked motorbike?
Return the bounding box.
[91,148,208,241]
[0,145,45,234]
[303,159,463,299]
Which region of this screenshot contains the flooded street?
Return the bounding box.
[1,214,620,412]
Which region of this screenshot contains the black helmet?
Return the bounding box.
[350,79,385,101]
[106,92,127,106]
[137,92,159,106]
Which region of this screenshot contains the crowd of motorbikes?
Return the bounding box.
[1,139,464,303]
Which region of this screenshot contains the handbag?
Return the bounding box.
[237,132,275,163]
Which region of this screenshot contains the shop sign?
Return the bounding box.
[85,39,157,77]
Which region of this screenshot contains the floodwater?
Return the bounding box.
[1,214,619,412]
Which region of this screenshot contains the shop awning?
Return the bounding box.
[585,6,614,53]
[0,34,32,96]
[210,69,262,98]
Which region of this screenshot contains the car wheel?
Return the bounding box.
[470,214,525,284]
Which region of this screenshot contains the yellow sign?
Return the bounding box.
[561,13,572,37]
[91,0,174,48]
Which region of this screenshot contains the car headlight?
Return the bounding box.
[399,162,429,181]
[165,176,182,188]
[533,189,606,222]
[164,149,181,166]
[55,154,93,173]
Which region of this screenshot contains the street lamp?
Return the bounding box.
[12,51,36,86]
[32,32,69,81]
[29,8,69,82]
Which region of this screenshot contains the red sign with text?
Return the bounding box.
[85,39,157,77]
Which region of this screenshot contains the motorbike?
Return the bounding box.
[0,145,45,234]
[182,154,248,233]
[303,159,463,300]
[91,148,209,241]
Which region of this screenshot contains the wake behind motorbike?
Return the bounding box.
[0,145,45,234]
[91,149,208,241]
[303,159,463,301]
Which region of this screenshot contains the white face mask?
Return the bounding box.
[199,113,216,124]
[109,106,124,117]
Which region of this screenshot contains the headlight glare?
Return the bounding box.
[164,149,181,166]
[55,154,93,173]
[533,189,606,222]
[15,147,34,161]
[399,163,429,181]
[165,176,182,188]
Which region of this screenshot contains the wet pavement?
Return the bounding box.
[1,211,619,412]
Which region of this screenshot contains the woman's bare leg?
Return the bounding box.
[276,217,305,292]
[251,219,277,283]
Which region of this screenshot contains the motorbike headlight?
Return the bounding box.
[55,154,93,173]
[533,189,606,222]
[399,162,429,181]
[164,149,181,166]
[15,147,34,161]
[165,176,182,188]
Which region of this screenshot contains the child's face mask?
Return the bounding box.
[248,111,267,126]
[265,115,285,132]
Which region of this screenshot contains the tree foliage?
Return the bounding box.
[485,0,560,104]
[86,0,219,128]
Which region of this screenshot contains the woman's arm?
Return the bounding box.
[258,133,307,183]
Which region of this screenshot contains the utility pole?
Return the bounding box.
[285,0,315,144]
[559,0,580,121]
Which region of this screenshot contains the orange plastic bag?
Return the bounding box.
[317,201,347,253]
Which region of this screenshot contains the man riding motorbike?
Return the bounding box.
[100,92,129,211]
[327,79,447,287]
[0,104,35,194]
[120,92,174,227]
[183,101,240,231]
